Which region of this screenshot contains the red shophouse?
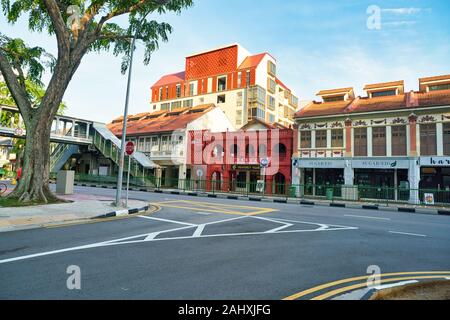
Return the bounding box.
[187,120,293,195]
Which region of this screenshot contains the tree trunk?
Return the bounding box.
[8,115,60,203]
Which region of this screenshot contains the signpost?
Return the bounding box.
[260,158,269,195]
[125,141,135,207]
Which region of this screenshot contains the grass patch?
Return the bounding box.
[0,197,64,207]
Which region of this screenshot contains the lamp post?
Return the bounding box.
[115,0,170,207]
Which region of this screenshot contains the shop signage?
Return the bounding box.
[351,159,410,169]
[420,157,450,167]
[231,164,261,171]
[256,180,265,193]
[295,159,346,169]
[424,193,435,205]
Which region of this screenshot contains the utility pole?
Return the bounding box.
[115,0,170,207]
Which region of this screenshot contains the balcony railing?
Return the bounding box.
[299,148,346,158]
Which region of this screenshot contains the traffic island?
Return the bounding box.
[370,280,450,300]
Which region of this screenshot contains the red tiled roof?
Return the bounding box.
[276,78,290,92]
[316,87,353,96]
[108,104,216,136]
[238,53,266,69]
[294,90,450,119]
[295,100,352,118]
[151,71,185,88]
[351,94,406,113]
[364,80,404,91]
[417,89,450,107]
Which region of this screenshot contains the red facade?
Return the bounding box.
[187,129,293,195]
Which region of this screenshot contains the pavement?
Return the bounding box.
[0,189,150,233]
[69,181,450,216]
[0,185,449,299]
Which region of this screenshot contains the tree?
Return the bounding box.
[0,0,193,203]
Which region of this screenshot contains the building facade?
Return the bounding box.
[150,43,299,129]
[187,119,293,195]
[292,75,450,204]
[107,104,234,186]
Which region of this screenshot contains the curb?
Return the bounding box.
[92,205,150,219]
[67,183,450,216]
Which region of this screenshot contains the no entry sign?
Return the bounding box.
[125,141,135,156]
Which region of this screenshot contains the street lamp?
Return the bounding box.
[115,0,170,207]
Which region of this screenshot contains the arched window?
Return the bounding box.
[245,144,255,157]
[274,143,287,157]
[230,144,239,157]
[258,144,267,158]
[212,145,224,158]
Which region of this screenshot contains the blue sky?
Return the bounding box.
[1,0,450,122]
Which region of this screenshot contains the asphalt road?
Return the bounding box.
[1,186,449,299]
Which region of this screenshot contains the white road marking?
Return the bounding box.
[137,215,197,227]
[0,215,357,265]
[389,231,427,237]
[248,216,293,233]
[344,214,391,221]
[193,225,206,237]
[373,280,418,290]
[194,212,213,215]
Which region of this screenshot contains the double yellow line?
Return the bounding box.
[283,271,450,300]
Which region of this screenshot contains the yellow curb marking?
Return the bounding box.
[283,271,450,300]
[312,275,450,300]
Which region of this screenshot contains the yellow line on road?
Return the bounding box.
[311,275,450,300]
[283,271,450,300]
[153,200,278,216]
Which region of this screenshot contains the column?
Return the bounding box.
[345,119,352,157]
[86,123,90,139]
[386,125,392,157]
[367,126,373,157]
[436,122,444,156]
[178,164,187,190]
[408,159,420,204]
[71,120,75,137]
[291,160,301,197]
[326,129,332,157]
[408,114,418,156]
[155,167,163,188]
[55,117,60,135]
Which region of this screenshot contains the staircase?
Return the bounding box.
[50,144,79,172]
[92,123,159,180]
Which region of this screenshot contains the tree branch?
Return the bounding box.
[42,0,71,55]
[0,50,32,122]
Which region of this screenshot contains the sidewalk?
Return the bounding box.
[69,181,450,216]
[0,192,151,233]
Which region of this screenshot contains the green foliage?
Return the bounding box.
[0,80,67,113]
[1,0,194,77]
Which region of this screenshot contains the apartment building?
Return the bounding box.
[150,43,299,129]
[292,74,450,204]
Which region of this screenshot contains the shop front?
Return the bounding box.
[352,159,412,201]
[293,159,347,197]
[419,157,450,204]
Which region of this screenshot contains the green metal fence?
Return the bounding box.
[50,172,450,207]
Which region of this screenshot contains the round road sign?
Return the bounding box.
[125,141,135,156]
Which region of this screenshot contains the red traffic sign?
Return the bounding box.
[125,141,135,156]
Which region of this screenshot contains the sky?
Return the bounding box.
[1,0,450,122]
